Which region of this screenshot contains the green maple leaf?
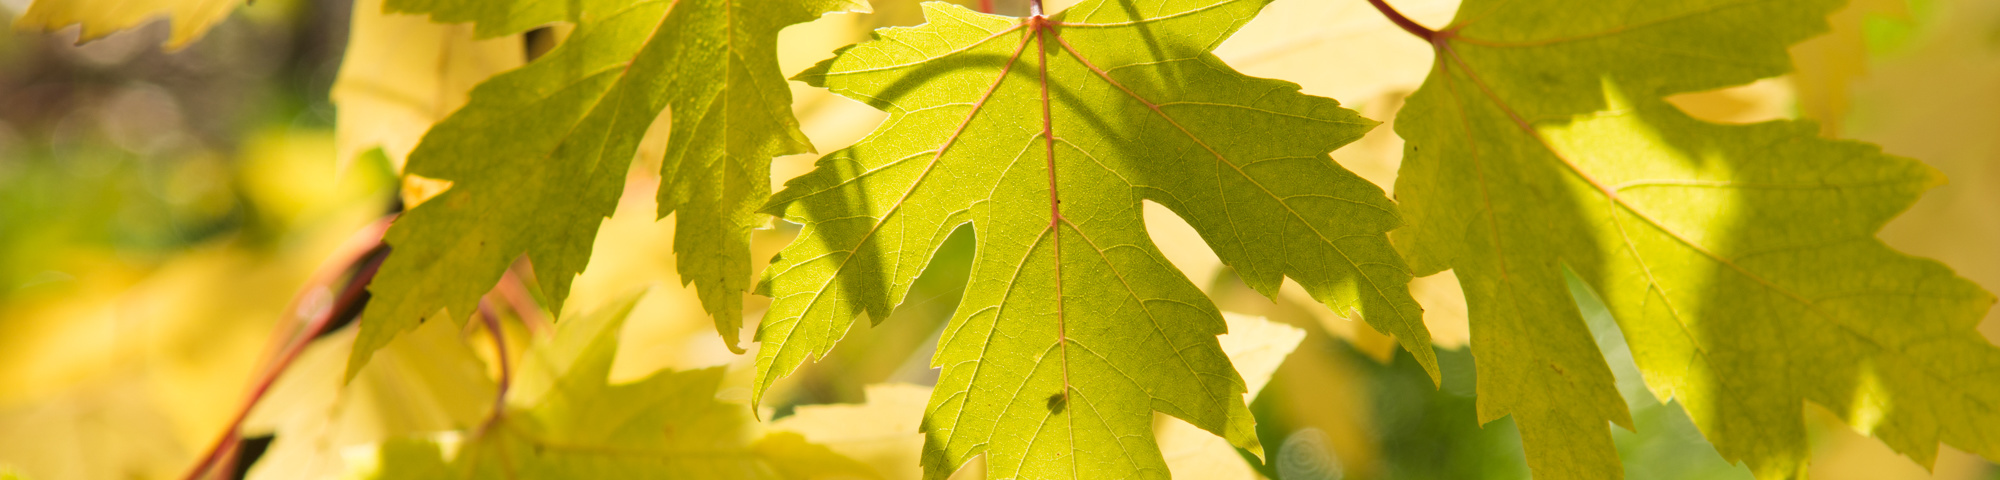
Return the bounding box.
[348,0,864,377]
[1387,0,2000,477]
[361,295,879,480]
[752,0,1434,477]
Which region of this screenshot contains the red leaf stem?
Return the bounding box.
[180,226,390,480]
[1365,0,1439,41]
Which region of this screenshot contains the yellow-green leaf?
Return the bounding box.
[331,0,525,173]
[347,0,865,377]
[1389,0,2000,477]
[754,1,1428,477]
[772,314,1306,480]
[357,294,879,479]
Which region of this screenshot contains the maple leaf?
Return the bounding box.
[355,295,880,480]
[1383,0,2000,477]
[771,314,1305,480]
[12,0,237,49]
[347,0,865,377]
[242,315,495,480]
[1151,313,1306,480]
[752,0,1433,476]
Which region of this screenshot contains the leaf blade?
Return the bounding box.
[349,0,862,375]
[756,0,1423,477]
[1391,0,2000,477]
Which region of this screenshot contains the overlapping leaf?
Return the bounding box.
[332,0,524,173]
[347,0,863,377]
[356,296,878,480]
[243,314,495,480]
[1388,0,2000,477]
[753,0,1432,477]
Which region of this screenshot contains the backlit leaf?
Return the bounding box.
[772,314,1305,480]
[354,295,879,479]
[347,0,865,377]
[752,0,1433,477]
[1389,0,2000,477]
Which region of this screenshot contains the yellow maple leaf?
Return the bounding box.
[13,0,237,49]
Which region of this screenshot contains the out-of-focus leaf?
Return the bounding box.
[0,376,186,480]
[1145,200,1470,360]
[242,315,495,480]
[0,125,387,480]
[0,249,298,479]
[12,0,237,49]
[773,384,979,480]
[1791,0,1908,136]
[1212,0,1456,107]
[1855,0,2000,341]
[1817,0,2000,475]
[350,295,878,479]
[1664,78,1798,126]
[331,0,524,173]
[566,178,751,381]
[0,217,381,480]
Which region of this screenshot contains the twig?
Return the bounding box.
[476,299,513,431]
[241,217,394,391]
[179,220,392,480]
[496,268,551,337]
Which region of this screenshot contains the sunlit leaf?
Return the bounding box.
[774,314,1305,480]
[347,0,866,378]
[1390,0,2000,477]
[753,0,1435,476]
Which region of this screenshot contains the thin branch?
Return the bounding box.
[497,268,551,337]
[181,235,390,480]
[477,298,513,431]
[241,217,395,390]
